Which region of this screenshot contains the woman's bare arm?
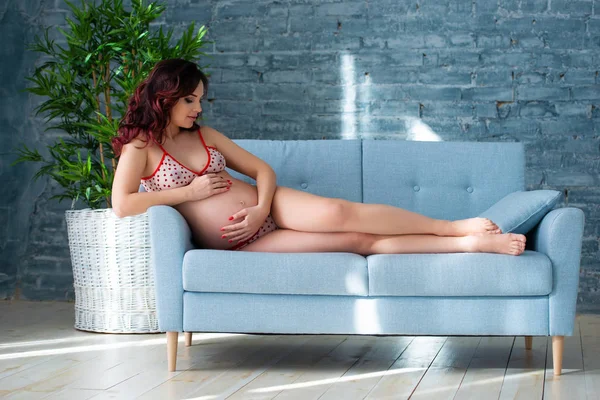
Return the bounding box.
[203,126,277,213]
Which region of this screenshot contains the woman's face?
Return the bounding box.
[167,82,204,133]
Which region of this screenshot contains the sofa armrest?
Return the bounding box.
[148,205,195,332]
[527,207,585,336]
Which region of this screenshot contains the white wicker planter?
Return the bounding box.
[65,208,159,333]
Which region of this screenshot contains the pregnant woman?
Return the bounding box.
[112,59,526,256]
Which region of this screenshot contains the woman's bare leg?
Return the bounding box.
[270,186,501,237]
[241,229,526,256]
[367,232,526,256]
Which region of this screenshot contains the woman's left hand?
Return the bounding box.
[220,205,269,244]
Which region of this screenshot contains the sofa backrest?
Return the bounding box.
[228,139,524,221]
[230,139,363,202]
[363,140,525,220]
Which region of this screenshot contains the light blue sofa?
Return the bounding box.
[147,140,584,375]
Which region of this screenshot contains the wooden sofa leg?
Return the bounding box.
[525,336,532,350]
[552,336,564,376]
[167,332,178,372]
[185,332,192,347]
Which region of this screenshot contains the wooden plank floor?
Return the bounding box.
[0,301,598,400]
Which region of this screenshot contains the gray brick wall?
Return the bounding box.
[1,0,599,312]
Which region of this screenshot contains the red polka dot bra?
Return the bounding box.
[141,128,226,192]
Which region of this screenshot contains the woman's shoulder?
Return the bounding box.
[127,135,157,149]
[199,125,230,147]
[198,125,219,146]
[121,136,157,156]
[199,125,215,137]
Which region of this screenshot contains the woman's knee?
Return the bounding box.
[350,232,377,256]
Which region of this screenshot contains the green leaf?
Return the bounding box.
[12,145,44,166]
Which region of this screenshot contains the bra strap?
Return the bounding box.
[197,127,209,151]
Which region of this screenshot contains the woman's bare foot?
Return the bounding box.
[447,217,502,236]
[466,233,526,256]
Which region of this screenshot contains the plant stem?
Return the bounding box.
[122,52,129,75]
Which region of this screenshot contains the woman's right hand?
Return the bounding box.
[186,173,231,201]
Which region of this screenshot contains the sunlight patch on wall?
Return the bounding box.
[341,53,357,140]
[405,117,443,141]
[359,71,371,138]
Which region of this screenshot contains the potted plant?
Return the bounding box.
[14,0,209,333]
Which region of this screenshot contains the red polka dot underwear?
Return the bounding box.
[140,128,225,192]
[228,214,279,250]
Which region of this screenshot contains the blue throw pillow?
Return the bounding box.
[478,190,562,234]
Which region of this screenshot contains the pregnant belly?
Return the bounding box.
[175,172,261,250]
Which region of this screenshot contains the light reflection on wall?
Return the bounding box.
[405,117,443,142]
[341,53,357,140]
[360,70,371,139]
[340,52,440,142]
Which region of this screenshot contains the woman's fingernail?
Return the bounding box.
[229,216,234,220]
[228,240,233,243]
[221,235,226,239]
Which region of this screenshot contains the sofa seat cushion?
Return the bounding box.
[183,250,369,296]
[367,250,552,297]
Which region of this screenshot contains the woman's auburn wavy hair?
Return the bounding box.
[112,58,208,156]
